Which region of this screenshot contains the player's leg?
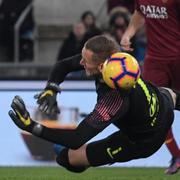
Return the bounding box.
[164,106,180,174]
[86,131,148,167]
[142,56,170,87]
[164,60,180,174]
[68,145,90,167]
[143,57,180,175]
[162,87,180,111]
[172,89,180,111]
[171,60,180,111]
[56,131,139,172]
[56,145,89,173]
[165,129,180,174]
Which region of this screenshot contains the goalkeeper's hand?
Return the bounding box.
[34,83,60,115]
[8,95,35,132]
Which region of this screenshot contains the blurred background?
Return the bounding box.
[0,0,179,168]
[0,0,146,80]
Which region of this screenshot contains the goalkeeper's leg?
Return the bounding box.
[172,89,180,111]
[56,146,89,173]
[159,87,180,111]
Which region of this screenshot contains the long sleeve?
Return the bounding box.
[35,87,128,149]
[39,120,99,149]
[47,54,84,85]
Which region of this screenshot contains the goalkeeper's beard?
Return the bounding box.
[85,70,101,78]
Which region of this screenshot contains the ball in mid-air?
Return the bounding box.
[102,52,140,90]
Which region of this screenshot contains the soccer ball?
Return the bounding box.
[102,52,140,90]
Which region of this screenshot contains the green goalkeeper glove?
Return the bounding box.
[9,96,43,136]
[34,82,60,115]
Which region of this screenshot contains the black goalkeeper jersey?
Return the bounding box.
[39,54,173,149]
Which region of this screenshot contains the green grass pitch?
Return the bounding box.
[0,167,179,180]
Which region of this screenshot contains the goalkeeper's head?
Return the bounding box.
[80,35,120,76]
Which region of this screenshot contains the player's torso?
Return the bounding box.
[136,0,180,58]
[115,78,163,138]
[137,0,175,16]
[96,77,162,128]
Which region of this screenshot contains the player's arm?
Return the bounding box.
[124,10,145,39]
[9,96,96,149]
[35,54,83,115]
[9,91,128,149]
[120,10,145,51]
[47,54,83,85]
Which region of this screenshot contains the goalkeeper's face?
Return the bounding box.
[80,47,102,76]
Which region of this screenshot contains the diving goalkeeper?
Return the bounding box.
[9,35,180,173]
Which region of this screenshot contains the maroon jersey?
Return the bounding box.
[135,0,180,60]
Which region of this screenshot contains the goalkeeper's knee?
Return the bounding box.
[56,148,87,173]
[173,89,180,111]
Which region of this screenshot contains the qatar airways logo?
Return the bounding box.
[140,5,168,19]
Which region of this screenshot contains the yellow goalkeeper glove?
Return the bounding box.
[34,82,60,115]
[9,95,35,132]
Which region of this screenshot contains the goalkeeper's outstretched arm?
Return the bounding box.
[9,89,125,150]
[35,54,83,115]
[9,96,99,149]
[47,54,83,85]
